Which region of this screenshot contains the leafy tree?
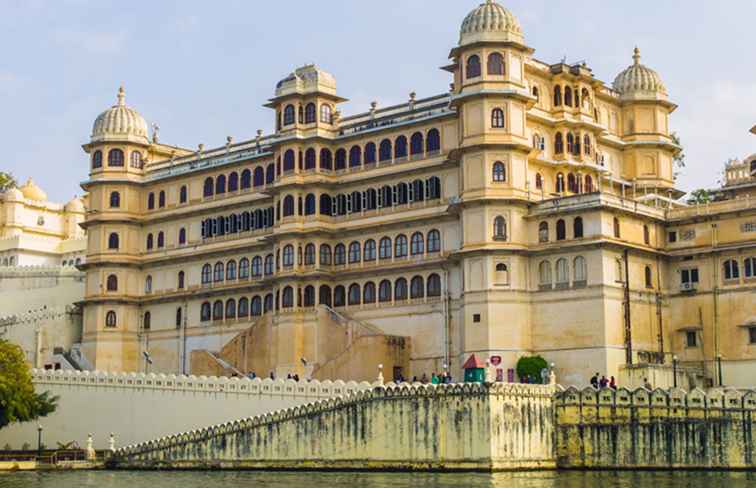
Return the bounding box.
[0,172,17,192]
[687,188,712,205]
[516,355,548,384]
[670,132,685,180]
[0,340,57,429]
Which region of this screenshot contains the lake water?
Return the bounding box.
[0,471,754,488]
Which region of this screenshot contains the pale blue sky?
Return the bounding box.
[1,0,754,202]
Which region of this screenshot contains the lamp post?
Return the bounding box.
[672,355,678,388]
[717,354,723,386]
[36,424,43,457]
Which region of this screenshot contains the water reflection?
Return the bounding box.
[0,470,754,488]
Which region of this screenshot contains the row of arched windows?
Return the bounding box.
[280,177,442,218]
[553,86,591,109]
[538,256,588,287]
[723,257,756,281]
[279,102,333,129]
[465,53,506,80]
[538,217,584,243]
[147,186,189,210]
[554,132,592,157]
[199,273,443,321]
[541,172,594,194]
[200,207,275,240]
[91,149,142,170]
[203,165,275,199]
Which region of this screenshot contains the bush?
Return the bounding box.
[516,356,548,384]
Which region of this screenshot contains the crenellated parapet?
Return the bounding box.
[554,385,756,411]
[0,265,84,276]
[0,306,79,328]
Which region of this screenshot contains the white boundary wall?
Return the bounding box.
[0,369,372,450]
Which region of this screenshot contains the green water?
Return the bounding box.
[0,471,754,488]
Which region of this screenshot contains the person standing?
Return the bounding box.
[590,373,599,389]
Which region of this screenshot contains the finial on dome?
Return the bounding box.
[633,47,641,65]
[117,85,125,106]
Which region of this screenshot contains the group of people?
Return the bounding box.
[590,373,617,390]
[396,371,453,385]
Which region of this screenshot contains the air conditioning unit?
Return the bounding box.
[680,282,697,292]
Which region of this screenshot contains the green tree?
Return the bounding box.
[0,340,57,429]
[0,172,17,192]
[687,188,712,205]
[516,355,549,384]
[670,132,685,180]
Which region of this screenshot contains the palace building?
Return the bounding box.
[78,0,756,387]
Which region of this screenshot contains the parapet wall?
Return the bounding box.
[0,369,372,450]
[555,386,756,469]
[110,382,557,471]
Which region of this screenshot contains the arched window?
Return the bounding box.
[564,86,573,106]
[179,185,188,203]
[493,161,506,182]
[567,173,577,193]
[379,139,392,162]
[235,258,248,279]
[158,190,166,208]
[574,256,587,283]
[304,103,316,124]
[379,237,392,260]
[226,172,238,193]
[201,264,211,284]
[645,266,653,288]
[283,104,295,125]
[283,244,294,267]
[584,175,593,193]
[157,231,164,248]
[556,173,565,193]
[200,302,211,321]
[316,149,331,171]
[361,142,376,165]
[238,297,249,318]
[394,278,408,301]
[334,148,346,170]
[266,163,275,184]
[556,219,566,241]
[410,232,424,255]
[303,243,316,265]
[379,280,392,302]
[252,167,264,187]
[566,133,575,154]
[282,195,295,217]
[226,260,237,280]
[144,275,152,293]
[177,270,185,289]
[106,274,118,291]
[128,151,142,168]
[174,307,183,327]
[215,174,226,194]
[743,257,755,278]
[105,311,117,328]
[723,259,739,280]
[214,262,224,282]
[319,194,332,216]
[394,136,408,160]
[176,227,185,245]
[539,260,552,286]
[363,282,376,304]
[574,217,584,239]
[239,170,251,190]
[223,299,235,319]
[320,244,332,265]
[334,285,346,307]
[535,173,543,190]
[92,150,103,169]
[108,233,119,250]
[494,216,507,240]
[487,52,505,75]
[427,230,441,253]
[538,222,549,243]
[532,86,540,101]
[466,55,481,78]
[555,259,569,285]
[303,286,315,307]
[334,244,346,265]
[146,233,153,250]
[203,177,214,197]
[410,276,424,299]
[613,217,621,238]
[109,191,120,208]
[426,129,441,154]
[251,256,262,277]
[349,145,361,167]
[283,150,295,172]
[643,225,650,245]
[411,180,424,202]
[553,86,562,106]
[410,132,424,157]
[395,234,408,258]
[364,239,376,261]
[263,294,273,312]
[147,193,155,210]
[348,241,361,263]
[348,284,361,306]
[320,104,332,124]
[427,274,441,297]
[583,134,591,155]
[555,133,564,153]
[249,296,262,316]
[212,300,223,320]
[141,311,151,331]
[302,149,316,170]
[108,149,124,167]
[491,108,505,128]
[319,285,332,307]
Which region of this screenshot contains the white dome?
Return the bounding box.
[65,196,85,213]
[613,48,667,97]
[19,178,47,201]
[275,64,337,98]
[91,86,149,144]
[459,0,524,47]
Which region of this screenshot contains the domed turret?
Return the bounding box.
[91,86,149,145]
[613,48,667,98]
[65,196,86,213]
[459,0,524,47]
[275,64,338,98]
[19,178,47,201]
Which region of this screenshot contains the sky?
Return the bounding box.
[1,0,754,203]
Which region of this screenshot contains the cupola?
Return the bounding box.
[459,0,524,47]
[19,178,47,201]
[91,86,150,145]
[612,48,667,99]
